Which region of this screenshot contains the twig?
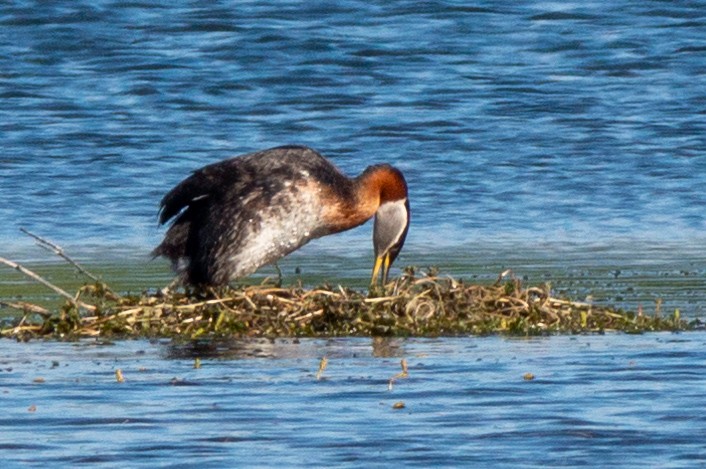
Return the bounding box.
[363,296,398,303]
[291,308,324,323]
[494,269,514,286]
[20,228,99,281]
[388,358,409,391]
[172,297,236,311]
[20,228,120,300]
[0,256,96,311]
[0,324,42,335]
[316,357,328,380]
[0,300,51,318]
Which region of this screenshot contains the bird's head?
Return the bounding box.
[369,165,410,286]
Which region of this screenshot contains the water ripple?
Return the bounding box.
[1,0,704,257]
[10,336,701,466]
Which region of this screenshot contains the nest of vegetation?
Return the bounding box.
[0,231,695,340]
[2,270,694,342]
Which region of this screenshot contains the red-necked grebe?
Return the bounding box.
[153,145,409,287]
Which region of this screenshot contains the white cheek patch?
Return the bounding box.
[373,199,408,256]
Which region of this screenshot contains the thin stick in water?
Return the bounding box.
[0,256,96,311]
[20,228,119,299]
[0,300,51,318]
[20,228,100,281]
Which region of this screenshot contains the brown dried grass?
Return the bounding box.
[1,266,689,340]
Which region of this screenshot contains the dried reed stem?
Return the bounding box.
[20,228,120,299]
[0,256,96,311]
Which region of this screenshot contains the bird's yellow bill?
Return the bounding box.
[370,253,392,286]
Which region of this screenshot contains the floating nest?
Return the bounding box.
[1,265,691,340]
[0,231,694,340]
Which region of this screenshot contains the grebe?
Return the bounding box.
[153,145,409,287]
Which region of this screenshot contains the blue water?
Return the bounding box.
[3,4,706,465]
[1,0,705,260]
[2,334,706,468]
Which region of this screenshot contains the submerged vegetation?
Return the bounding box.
[0,236,696,340]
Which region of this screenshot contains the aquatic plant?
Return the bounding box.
[0,230,697,340]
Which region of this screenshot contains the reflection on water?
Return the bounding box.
[2,335,706,467]
[165,336,407,359]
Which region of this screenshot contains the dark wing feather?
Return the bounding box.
[158,158,241,225]
[158,145,347,224]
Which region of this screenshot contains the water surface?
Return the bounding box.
[1,0,705,257]
[2,5,705,467]
[2,334,706,467]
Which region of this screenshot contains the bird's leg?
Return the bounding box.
[295,267,303,288]
[273,262,282,287]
